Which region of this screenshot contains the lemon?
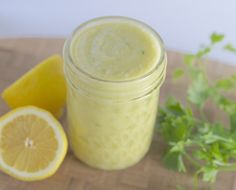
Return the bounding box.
[1,55,66,118]
[0,106,68,181]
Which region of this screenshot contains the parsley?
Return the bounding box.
[224,44,236,53]
[210,33,224,44]
[157,33,236,190]
[173,69,184,79]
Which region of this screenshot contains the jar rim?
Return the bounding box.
[64,16,165,84]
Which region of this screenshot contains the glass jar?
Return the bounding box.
[63,16,167,170]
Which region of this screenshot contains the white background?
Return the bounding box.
[1,0,236,65]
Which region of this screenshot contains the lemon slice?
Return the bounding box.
[1,55,66,118]
[0,106,68,181]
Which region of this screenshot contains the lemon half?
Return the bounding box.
[0,106,68,181]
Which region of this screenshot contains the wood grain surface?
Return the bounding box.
[0,38,235,190]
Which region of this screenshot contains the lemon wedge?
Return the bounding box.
[1,55,66,118]
[0,106,68,181]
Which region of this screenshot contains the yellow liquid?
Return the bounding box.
[70,21,159,81]
[65,17,166,170]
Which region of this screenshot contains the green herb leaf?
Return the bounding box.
[230,113,236,132]
[164,151,186,172]
[173,69,184,79]
[224,43,236,53]
[158,98,194,142]
[201,167,218,183]
[187,73,210,107]
[184,54,195,65]
[193,150,209,161]
[215,75,236,90]
[210,33,224,44]
[196,47,211,58]
[213,94,236,114]
[216,78,234,90]
[169,141,187,153]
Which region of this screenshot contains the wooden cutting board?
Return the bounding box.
[0,38,235,190]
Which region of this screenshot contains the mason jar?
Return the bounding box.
[63,16,167,170]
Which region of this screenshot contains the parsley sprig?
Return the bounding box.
[157,33,236,189]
